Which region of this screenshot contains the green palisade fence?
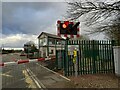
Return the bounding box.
[60,40,120,76]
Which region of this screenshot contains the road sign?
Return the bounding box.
[68,45,79,52]
[68,45,78,56]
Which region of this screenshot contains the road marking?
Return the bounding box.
[26,69,46,88]
[1,73,13,77]
[0,70,13,77]
[5,70,11,74]
[22,70,38,88]
[36,63,71,81]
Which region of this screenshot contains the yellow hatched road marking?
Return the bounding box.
[22,70,37,88]
[0,70,13,77]
[0,73,13,77]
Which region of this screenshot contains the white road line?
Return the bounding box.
[36,63,71,81]
[22,70,37,88]
[26,69,41,88]
[26,68,46,88]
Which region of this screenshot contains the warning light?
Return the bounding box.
[59,21,80,35]
[62,24,67,28]
[64,21,69,26]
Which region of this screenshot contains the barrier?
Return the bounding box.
[0,57,56,67]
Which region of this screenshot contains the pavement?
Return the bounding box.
[27,61,71,88]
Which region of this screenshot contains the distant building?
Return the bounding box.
[38,32,65,57]
[23,41,38,58]
[24,41,35,52]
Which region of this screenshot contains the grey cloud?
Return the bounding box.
[2,2,67,48]
[2,2,64,12]
[2,2,67,35]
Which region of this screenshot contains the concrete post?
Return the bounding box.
[113,46,120,76]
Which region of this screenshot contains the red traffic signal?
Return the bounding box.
[62,23,67,28]
[62,21,69,28]
[57,20,80,35]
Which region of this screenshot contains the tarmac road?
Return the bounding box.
[1,53,39,88]
[1,53,70,89]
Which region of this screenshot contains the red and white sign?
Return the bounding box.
[57,20,80,38]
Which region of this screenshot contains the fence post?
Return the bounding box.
[112,40,115,73]
[55,50,58,70]
[92,40,96,74]
[64,38,69,76]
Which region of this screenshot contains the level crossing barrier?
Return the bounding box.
[0,57,55,67]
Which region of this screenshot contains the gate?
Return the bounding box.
[56,40,119,76]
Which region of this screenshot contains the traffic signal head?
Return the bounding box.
[60,21,80,35]
[62,23,67,28]
[61,21,69,29]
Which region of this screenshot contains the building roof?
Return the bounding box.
[38,32,64,40]
[24,41,35,45]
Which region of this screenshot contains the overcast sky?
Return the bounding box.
[1,2,69,48]
[1,1,108,48]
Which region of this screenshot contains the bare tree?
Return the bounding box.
[66,0,120,40]
[71,34,90,40]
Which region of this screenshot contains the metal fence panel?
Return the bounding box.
[63,40,118,76]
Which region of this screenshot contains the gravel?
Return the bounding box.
[64,73,119,88]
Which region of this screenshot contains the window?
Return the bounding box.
[40,38,47,46]
[49,38,55,45]
[56,40,65,45]
[51,50,53,54]
[49,49,54,54]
